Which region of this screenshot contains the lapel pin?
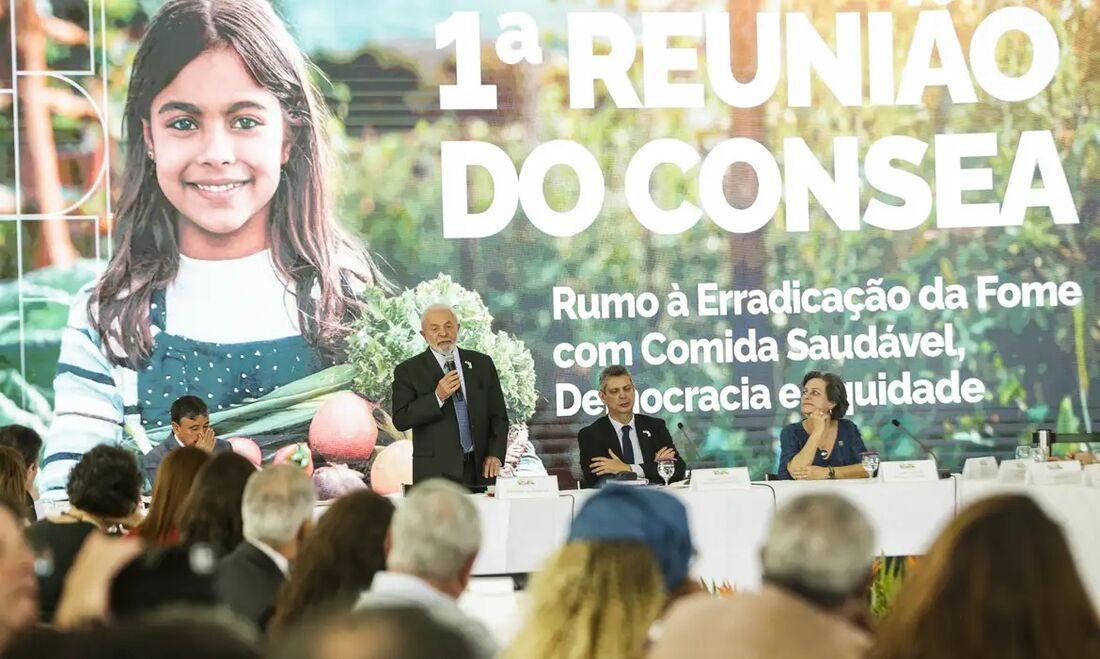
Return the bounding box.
[464,360,472,369]
[643,430,652,438]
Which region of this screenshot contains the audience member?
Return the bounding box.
[133,446,210,545]
[142,395,231,487]
[868,494,1100,659]
[216,465,315,630]
[0,496,36,654]
[270,607,475,659]
[178,451,256,557]
[356,479,495,659]
[651,493,875,659]
[27,445,143,622]
[0,447,27,519]
[504,485,694,659]
[0,425,42,521]
[269,490,395,633]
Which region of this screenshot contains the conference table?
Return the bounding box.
[463,476,1100,610]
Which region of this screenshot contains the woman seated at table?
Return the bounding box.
[779,371,869,480]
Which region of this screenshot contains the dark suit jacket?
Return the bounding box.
[578,414,687,489]
[392,348,508,485]
[142,436,231,490]
[214,541,285,631]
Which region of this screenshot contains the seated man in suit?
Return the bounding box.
[578,365,687,488]
[142,395,231,488]
[215,465,315,631]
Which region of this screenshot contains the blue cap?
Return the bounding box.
[568,485,693,592]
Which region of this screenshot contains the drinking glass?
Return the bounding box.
[1015,445,1032,461]
[859,452,880,479]
[1030,446,1046,463]
[657,459,676,486]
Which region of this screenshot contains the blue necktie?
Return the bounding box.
[453,389,474,454]
[621,425,635,464]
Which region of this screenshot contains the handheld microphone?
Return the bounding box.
[891,419,947,479]
[444,358,464,402]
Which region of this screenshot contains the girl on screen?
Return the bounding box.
[39,0,384,497]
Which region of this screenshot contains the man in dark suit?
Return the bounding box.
[142,395,231,488]
[578,365,687,489]
[392,304,508,486]
[215,465,314,631]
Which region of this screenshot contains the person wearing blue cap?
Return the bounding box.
[578,366,686,488]
[503,485,696,659]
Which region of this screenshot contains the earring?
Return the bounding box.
[147,151,155,160]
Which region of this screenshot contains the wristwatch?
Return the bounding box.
[828,466,836,480]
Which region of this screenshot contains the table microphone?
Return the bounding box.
[444,358,464,402]
[891,419,948,479]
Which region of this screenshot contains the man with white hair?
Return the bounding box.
[391,303,508,486]
[650,493,875,659]
[215,465,315,630]
[356,479,496,659]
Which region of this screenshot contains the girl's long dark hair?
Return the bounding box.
[94,0,383,368]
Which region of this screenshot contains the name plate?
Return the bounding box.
[1083,464,1100,488]
[997,459,1029,482]
[962,456,999,480]
[1026,460,1083,486]
[495,475,559,499]
[879,459,938,483]
[690,467,751,491]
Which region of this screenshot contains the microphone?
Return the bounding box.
[891,419,947,479]
[444,358,464,402]
[676,422,694,447]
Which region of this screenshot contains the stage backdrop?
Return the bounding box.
[1,0,1097,483]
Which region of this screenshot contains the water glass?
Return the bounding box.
[1015,445,1032,461]
[1030,446,1047,462]
[859,452,880,479]
[657,459,676,486]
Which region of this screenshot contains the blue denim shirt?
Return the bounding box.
[778,418,868,479]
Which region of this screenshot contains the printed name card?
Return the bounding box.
[997,459,1029,483]
[878,459,938,483]
[690,467,751,491]
[1083,464,1100,488]
[1025,460,1083,486]
[495,475,560,499]
[962,457,999,480]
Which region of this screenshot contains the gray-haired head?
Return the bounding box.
[241,465,316,548]
[419,303,456,329]
[598,364,632,392]
[387,479,480,583]
[761,493,875,606]
[419,304,460,355]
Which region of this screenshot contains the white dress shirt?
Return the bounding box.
[248,538,290,576]
[607,415,646,478]
[431,347,468,407]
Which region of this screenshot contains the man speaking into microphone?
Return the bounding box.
[392,304,508,487]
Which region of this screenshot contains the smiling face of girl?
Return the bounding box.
[143,47,290,259]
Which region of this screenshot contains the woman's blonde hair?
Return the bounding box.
[504,541,665,659]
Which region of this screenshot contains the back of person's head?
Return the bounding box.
[0,447,26,511]
[66,444,143,520]
[505,541,664,659]
[178,452,256,556]
[270,606,475,659]
[2,613,259,659]
[387,479,479,583]
[138,446,210,544]
[505,486,691,659]
[0,425,41,477]
[171,395,209,424]
[269,490,395,633]
[241,465,315,549]
[0,495,36,647]
[869,495,1100,659]
[762,493,875,608]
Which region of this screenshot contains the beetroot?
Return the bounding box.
[308,392,378,461]
[313,464,368,501]
[227,437,262,468]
